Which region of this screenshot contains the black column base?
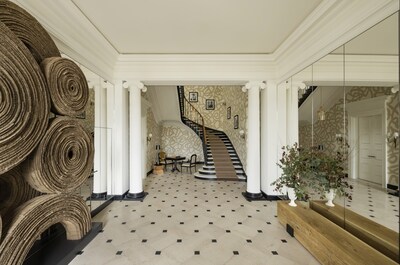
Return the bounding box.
[242,191,267,201]
[261,191,282,201]
[124,191,148,201]
[88,192,108,201]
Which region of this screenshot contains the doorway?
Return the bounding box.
[358,114,384,185]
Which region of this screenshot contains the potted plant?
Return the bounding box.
[271,143,311,207]
[310,150,353,206]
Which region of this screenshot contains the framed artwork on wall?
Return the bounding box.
[227,106,231,119]
[234,115,239,129]
[205,99,215,110]
[189,92,198,102]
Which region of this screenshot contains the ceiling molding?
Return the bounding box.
[12,0,398,86]
[275,0,399,84]
[13,0,118,81]
[292,54,398,86]
[114,54,276,85]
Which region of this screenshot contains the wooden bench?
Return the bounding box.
[310,200,399,262]
[277,201,398,265]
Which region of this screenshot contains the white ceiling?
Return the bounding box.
[71,0,321,54]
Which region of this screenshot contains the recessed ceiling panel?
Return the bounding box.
[72,0,321,54]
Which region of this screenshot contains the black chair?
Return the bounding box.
[180,154,197,174]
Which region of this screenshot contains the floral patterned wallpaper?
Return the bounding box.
[184,86,248,169]
[146,106,162,173]
[299,86,399,186]
[161,122,204,162]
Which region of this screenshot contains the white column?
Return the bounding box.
[111,80,130,196]
[92,82,108,198]
[106,82,114,195]
[261,81,280,196]
[243,81,265,200]
[126,81,147,199]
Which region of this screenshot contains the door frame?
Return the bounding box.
[347,96,388,188]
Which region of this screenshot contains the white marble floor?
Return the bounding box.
[341,179,399,232]
[70,172,320,265]
[70,172,399,265]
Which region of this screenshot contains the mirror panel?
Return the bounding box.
[344,12,399,232]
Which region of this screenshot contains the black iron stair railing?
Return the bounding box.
[177,86,208,163]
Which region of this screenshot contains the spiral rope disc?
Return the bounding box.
[0,0,60,64]
[24,117,94,193]
[0,166,40,227]
[0,21,49,174]
[42,57,89,116]
[0,194,91,265]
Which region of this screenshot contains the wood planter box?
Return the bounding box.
[277,201,397,265]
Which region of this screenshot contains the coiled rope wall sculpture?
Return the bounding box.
[0,195,91,265]
[0,21,49,175]
[24,117,94,194]
[41,57,89,116]
[0,166,40,230]
[0,1,93,264]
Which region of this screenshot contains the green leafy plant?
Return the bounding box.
[309,149,353,200]
[271,143,312,200]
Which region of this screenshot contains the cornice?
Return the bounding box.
[13,0,118,82]
[12,0,398,86]
[114,54,276,84]
[275,0,399,83]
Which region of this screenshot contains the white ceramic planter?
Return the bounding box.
[287,187,297,207]
[325,188,336,207]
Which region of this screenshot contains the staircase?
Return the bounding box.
[177,86,246,181]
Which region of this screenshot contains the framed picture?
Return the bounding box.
[227,106,231,119]
[205,99,215,110]
[234,115,239,129]
[189,92,198,102]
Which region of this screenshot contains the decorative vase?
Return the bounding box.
[287,187,297,207]
[325,188,336,207]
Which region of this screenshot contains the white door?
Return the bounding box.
[358,114,383,184]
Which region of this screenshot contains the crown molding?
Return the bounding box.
[114,54,276,84]
[275,0,399,84]
[12,0,398,86]
[12,0,118,82]
[292,54,398,86]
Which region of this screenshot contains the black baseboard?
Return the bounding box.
[90,196,114,218]
[23,222,102,265]
[113,190,129,200]
[387,183,398,190]
[261,191,282,201]
[147,169,152,176]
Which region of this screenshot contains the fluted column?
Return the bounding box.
[126,81,148,200]
[242,81,265,200]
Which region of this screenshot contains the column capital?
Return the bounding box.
[122,80,147,92]
[242,81,266,92]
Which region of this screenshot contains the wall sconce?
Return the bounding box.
[239,129,245,139]
[387,132,399,148]
[147,133,152,142]
[335,133,343,143]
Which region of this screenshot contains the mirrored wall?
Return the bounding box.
[287,10,398,259]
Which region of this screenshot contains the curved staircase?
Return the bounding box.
[177,86,246,181]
